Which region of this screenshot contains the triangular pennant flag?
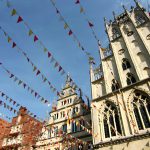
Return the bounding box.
[88,21,94,27]
[23,83,26,88]
[54,62,59,68]
[80,6,84,13]
[64,23,68,29]
[1,93,5,97]
[33,66,37,72]
[14,77,18,82]
[43,77,47,82]
[34,35,38,42]
[28,29,33,36]
[10,74,14,78]
[75,0,80,4]
[35,92,37,97]
[58,66,62,72]
[36,70,40,76]
[11,9,17,16]
[18,80,22,85]
[44,48,48,53]
[6,1,11,8]
[48,52,51,58]
[56,9,59,14]
[12,42,16,48]
[8,37,12,43]
[17,16,23,23]
[68,30,73,36]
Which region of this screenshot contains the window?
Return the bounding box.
[135,14,146,26]
[79,120,85,131]
[62,124,67,133]
[103,102,122,138]
[111,79,120,92]
[126,73,136,85]
[122,58,131,70]
[54,126,58,137]
[112,28,121,40]
[48,129,51,138]
[132,92,150,130]
[72,122,77,133]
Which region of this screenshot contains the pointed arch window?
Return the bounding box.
[111,79,120,92]
[122,58,131,70]
[103,102,122,138]
[132,91,150,130]
[135,14,146,26]
[126,73,136,85]
[112,28,121,40]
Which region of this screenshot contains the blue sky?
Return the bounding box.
[0,0,149,121]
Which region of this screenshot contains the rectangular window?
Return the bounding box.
[48,129,51,138]
[72,122,77,133]
[54,126,58,137]
[62,124,67,133]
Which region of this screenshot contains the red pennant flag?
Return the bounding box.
[12,42,16,48]
[88,21,94,27]
[34,35,38,42]
[36,70,40,76]
[68,30,73,36]
[17,16,23,23]
[48,52,51,58]
[75,0,80,4]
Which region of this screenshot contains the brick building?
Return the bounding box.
[0,119,10,149]
[0,107,43,150]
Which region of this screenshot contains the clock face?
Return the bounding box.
[118,49,125,55]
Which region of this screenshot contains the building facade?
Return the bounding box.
[90,0,150,150]
[0,119,10,149]
[1,107,43,150]
[35,76,92,150]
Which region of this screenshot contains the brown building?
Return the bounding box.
[0,107,43,150]
[0,119,10,149]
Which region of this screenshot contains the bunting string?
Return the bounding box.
[0,90,43,121]
[4,0,90,102]
[50,0,93,59]
[75,0,100,47]
[0,63,50,106]
[0,26,60,97]
[0,99,18,114]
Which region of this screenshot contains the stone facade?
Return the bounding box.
[90,0,150,150]
[0,119,10,149]
[0,107,43,150]
[34,76,92,150]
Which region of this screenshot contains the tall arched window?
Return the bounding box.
[132,91,150,130]
[111,79,120,92]
[103,102,122,138]
[126,73,136,85]
[122,58,131,70]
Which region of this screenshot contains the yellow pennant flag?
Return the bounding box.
[64,23,68,29]
[80,6,84,13]
[8,37,11,43]
[28,29,33,36]
[44,48,48,53]
[33,66,37,72]
[101,47,106,51]
[11,9,17,16]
